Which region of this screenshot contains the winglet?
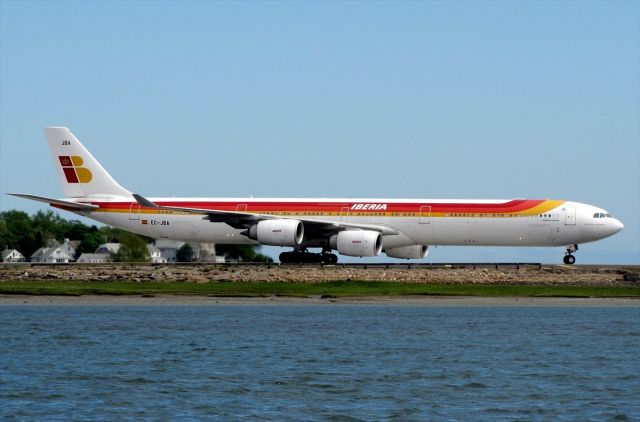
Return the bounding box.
[132,193,159,208]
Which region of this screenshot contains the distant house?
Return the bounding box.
[77,253,112,263]
[89,241,223,263]
[60,238,80,258]
[44,238,79,259]
[95,243,121,255]
[93,242,164,262]
[147,245,165,263]
[154,239,185,263]
[30,246,73,263]
[1,249,25,263]
[153,240,225,263]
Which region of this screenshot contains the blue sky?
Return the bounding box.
[1,1,638,263]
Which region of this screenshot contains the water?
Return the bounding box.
[1,305,639,421]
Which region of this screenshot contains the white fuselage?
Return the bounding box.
[75,198,623,250]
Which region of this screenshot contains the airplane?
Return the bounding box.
[10,127,624,265]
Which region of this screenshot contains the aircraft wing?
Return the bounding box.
[133,194,398,235]
[9,193,99,211]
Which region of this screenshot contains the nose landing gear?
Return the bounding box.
[563,244,578,265]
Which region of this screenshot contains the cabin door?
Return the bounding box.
[564,207,576,225]
[419,206,431,224]
[340,207,350,222]
[129,203,140,220]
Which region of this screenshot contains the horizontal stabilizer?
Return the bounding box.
[9,193,99,210]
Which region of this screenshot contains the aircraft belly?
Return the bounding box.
[432,218,477,245]
[90,212,571,248]
[89,212,254,244]
[198,220,256,244]
[527,223,553,246]
[474,219,531,246]
[432,218,544,246]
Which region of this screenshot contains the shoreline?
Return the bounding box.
[2,263,639,285]
[2,294,639,307]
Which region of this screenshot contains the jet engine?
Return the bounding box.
[248,219,304,246]
[329,230,382,257]
[385,245,429,259]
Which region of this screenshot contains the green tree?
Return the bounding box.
[98,226,120,243]
[112,230,150,262]
[0,219,9,251]
[0,210,36,257]
[176,243,195,262]
[32,210,66,245]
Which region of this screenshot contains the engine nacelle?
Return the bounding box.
[329,230,382,257]
[248,219,304,247]
[385,245,429,259]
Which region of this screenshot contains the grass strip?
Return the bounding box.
[0,280,639,298]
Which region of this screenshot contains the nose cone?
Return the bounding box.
[603,218,624,238]
[613,218,624,234]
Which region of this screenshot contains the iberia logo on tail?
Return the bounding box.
[58,156,92,183]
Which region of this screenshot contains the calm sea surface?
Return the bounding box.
[1,305,639,421]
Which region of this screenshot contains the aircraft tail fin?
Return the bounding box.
[44,127,131,199]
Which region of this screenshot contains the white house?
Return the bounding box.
[30,246,73,263]
[154,239,185,263]
[60,238,80,258]
[1,249,25,262]
[95,243,121,255]
[88,242,223,263]
[147,244,165,263]
[94,243,164,262]
[77,253,112,263]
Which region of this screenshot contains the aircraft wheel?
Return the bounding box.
[279,252,292,264]
[563,255,576,265]
[319,253,338,264]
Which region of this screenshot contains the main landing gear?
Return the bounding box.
[279,248,338,264]
[563,244,578,265]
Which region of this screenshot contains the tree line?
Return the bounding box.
[0,210,272,262]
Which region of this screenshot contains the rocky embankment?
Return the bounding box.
[1,264,639,286]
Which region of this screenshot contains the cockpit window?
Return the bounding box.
[605,213,611,218]
[593,212,612,218]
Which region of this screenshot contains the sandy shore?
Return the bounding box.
[2,294,639,307]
